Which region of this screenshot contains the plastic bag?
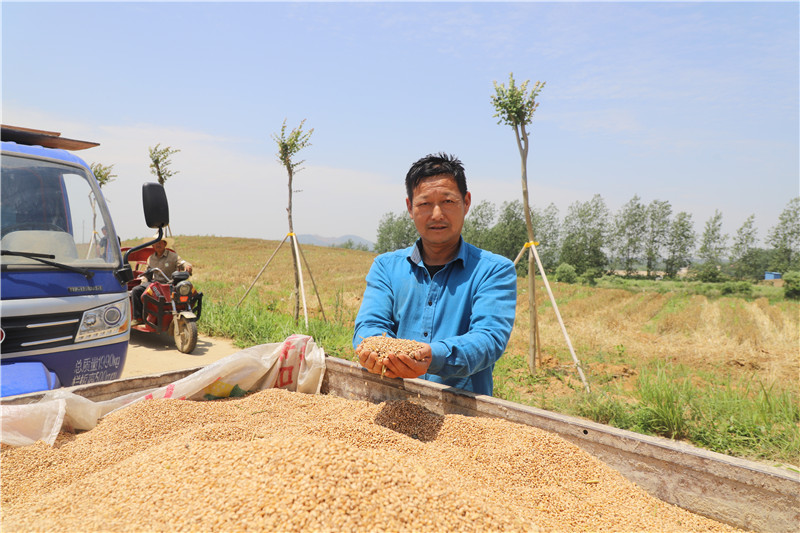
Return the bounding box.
[1,335,326,447]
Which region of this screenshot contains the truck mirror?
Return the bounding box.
[142,183,169,229]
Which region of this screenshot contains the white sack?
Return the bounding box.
[0,399,66,447]
[1,334,326,447]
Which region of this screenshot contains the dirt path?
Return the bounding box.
[120,330,242,379]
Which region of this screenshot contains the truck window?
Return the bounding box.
[1,155,120,266]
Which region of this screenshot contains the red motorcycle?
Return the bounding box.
[123,247,203,353]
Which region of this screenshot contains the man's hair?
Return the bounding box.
[405,152,467,202]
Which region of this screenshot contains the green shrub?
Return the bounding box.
[555,263,578,284]
[696,264,723,283]
[581,267,603,286]
[721,281,754,296]
[784,271,800,300]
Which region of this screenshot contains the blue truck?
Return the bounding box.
[1,125,169,396]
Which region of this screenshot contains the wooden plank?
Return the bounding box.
[1,124,99,151]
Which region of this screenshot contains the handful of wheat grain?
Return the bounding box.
[359,335,426,360]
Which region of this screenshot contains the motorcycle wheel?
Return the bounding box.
[174,317,198,354]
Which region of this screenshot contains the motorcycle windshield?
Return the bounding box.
[1,153,122,268]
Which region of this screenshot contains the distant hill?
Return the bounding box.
[297,234,374,251]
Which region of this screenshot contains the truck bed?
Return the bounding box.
[3,355,798,532]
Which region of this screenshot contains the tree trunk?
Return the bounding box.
[515,126,541,372]
[287,169,301,323]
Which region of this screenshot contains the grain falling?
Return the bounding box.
[1,389,743,532]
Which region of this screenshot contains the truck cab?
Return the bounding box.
[0,125,168,396]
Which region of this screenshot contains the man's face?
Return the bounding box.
[406,174,471,249]
[153,240,167,255]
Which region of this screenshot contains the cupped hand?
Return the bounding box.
[356,345,383,374]
[356,342,432,379]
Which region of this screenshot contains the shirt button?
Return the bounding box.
[423,332,428,337]
[428,301,432,306]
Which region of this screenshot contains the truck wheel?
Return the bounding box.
[174,318,198,354]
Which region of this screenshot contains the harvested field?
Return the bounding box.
[1,389,742,532]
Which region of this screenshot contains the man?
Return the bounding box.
[131,234,193,325]
[353,153,517,396]
[96,226,108,259]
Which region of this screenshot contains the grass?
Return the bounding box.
[127,235,800,467]
[595,275,786,302]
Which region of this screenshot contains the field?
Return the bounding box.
[127,235,800,466]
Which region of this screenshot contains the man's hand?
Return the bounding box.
[356,342,432,379]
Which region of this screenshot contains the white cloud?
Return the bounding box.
[2,107,398,243]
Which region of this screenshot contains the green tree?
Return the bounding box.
[462,200,496,251]
[491,72,546,370]
[767,197,800,273]
[336,239,369,252]
[560,194,610,275]
[697,210,728,281]
[273,119,314,324]
[87,162,117,247]
[486,200,528,272]
[664,212,696,278]
[728,215,758,279]
[531,203,560,272]
[374,212,417,254]
[612,195,647,276]
[644,199,672,277]
[730,248,772,280]
[698,210,728,265]
[148,144,180,186]
[90,162,117,188]
[783,271,800,299]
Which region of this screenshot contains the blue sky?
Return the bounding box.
[3,1,798,245]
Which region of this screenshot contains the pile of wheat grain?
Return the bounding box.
[1,389,742,532]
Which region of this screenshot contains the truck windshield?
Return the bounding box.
[1,154,121,268]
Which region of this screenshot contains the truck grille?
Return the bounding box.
[0,311,81,354]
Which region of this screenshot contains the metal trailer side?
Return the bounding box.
[3,356,798,533]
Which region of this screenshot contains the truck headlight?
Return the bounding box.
[75,300,129,342]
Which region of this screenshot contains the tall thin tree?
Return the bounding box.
[767,197,800,273]
[148,144,180,186]
[273,119,314,323]
[665,212,696,278]
[90,162,117,189]
[491,72,545,371]
[729,214,758,279]
[697,210,728,281]
[644,199,672,277]
[148,144,180,236]
[88,162,117,256]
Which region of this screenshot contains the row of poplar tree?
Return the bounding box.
[372,195,800,281]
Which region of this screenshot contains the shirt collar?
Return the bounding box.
[408,237,465,268]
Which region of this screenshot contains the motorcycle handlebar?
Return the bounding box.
[144,267,191,284]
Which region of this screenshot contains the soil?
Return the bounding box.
[121,330,241,379]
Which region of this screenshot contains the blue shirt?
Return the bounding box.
[353,238,517,396]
